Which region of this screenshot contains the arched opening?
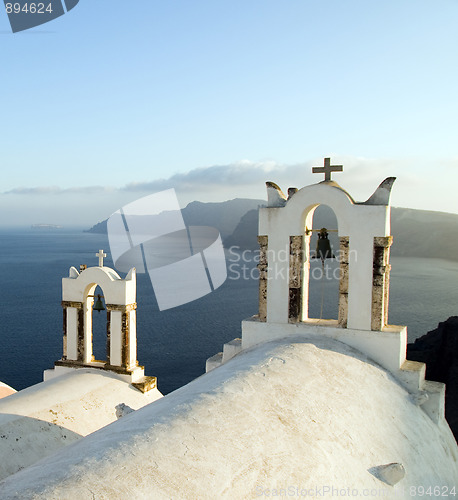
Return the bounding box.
[91,285,107,362]
[304,204,340,321]
[83,283,108,364]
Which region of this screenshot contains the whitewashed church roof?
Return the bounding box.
[1,337,456,499]
[0,369,162,482]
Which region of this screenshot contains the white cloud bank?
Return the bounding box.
[1,155,457,226]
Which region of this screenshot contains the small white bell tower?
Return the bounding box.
[45,250,156,393]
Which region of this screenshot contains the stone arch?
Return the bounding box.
[288,183,355,236]
[299,203,341,322]
[82,282,108,364]
[285,188,352,326]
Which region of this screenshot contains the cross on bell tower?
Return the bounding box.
[312,157,343,182]
[96,249,106,267]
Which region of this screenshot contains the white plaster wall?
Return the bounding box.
[346,233,375,330]
[66,307,78,361]
[62,267,136,306]
[265,231,289,323]
[110,311,122,366]
[242,318,407,375]
[44,365,145,385]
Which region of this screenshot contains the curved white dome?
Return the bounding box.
[1,337,456,498]
[0,369,161,482]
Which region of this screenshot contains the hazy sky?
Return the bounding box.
[1,0,458,226]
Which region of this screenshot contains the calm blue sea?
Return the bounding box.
[0,229,457,394]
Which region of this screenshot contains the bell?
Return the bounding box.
[315,228,334,261]
[93,294,105,313]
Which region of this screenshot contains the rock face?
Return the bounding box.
[84,199,458,262]
[407,316,458,439]
[85,198,265,239]
[221,203,458,259]
[223,208,260,250]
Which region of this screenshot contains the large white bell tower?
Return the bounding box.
[208,158,446,423]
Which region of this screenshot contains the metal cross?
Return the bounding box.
[312,157,343,182]
[96,249,106,267]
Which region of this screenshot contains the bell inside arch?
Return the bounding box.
[93,294,105,313]
[315,228,334,261]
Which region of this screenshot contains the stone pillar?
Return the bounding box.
[127,309,137,369]
[61,301,83,361]
[371,236,393,331]
[106,303,137,370]
[62,307,67,360]
[106,310,111,365]
[83,297,94,363]
[288,235,303,323]
[383,241,392,329]
[257,236,268,322]
[122,311,129,367]
[338,237,350,327]
[77,308,84,362]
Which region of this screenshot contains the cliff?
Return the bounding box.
[85,199,458,262]
[223,205,458,262]
[407,317,458,440]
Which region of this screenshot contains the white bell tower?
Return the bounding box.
[45,250,156,393]
[209,158,446,423]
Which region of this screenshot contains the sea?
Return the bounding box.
[0,228,457,395]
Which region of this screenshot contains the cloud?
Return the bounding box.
[2,157,395,199]
[3,156,458,216]
[2,160,296,197]
[3,186,116,196]
[121,160,303,192]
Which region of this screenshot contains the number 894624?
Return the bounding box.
[5,3,53,14]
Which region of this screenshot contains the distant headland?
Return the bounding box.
[85,198,458,262]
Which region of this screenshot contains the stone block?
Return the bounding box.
[206,352,223,373]
[132,376,157,393]
[222,338,242,363]
[338,293,348,327]
[339,263,349,294]
[288,288,301,323]
[422,380,446,423]
[397,360,426,392]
